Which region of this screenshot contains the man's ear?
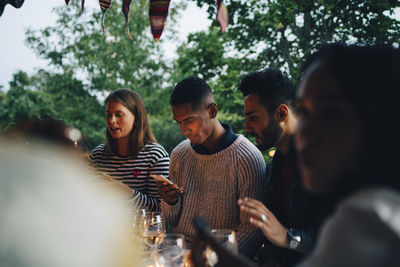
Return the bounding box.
[208,103,218,119]
[274,104,289,122]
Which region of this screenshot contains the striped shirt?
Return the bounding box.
[88,143,169,211]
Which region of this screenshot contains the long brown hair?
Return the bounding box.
[104,89,156,157]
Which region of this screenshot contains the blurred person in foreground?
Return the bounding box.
[2,118,84,152]
[191,43,400,267]
[294,43,400,267]
[0,139,139,267]
[3,118,135,198]
[88,89,170,212]
[158,76,266,259]
[236,69,334,266]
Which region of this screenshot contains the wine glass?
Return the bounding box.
[205,229,237,267]
[153,233,187,267]
[140,211,164,248]
[132,208,148,231]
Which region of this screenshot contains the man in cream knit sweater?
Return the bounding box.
[157,76,266,259]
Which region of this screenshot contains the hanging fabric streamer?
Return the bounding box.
[99,0,112,33]
[65,0,70,4]
[216,0,228,33]
[122,0,133,40]
[81,0,85,11]
[149,0,171,42]
[0,0,25,17]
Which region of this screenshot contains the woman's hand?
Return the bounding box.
[238,198,288,248]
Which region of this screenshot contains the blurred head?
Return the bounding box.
[3,118,83,152]
[238,68,297,150]
[0,142,138,267]
[295,43,400,193]
[105,89,156,156]
[170,77,218,145]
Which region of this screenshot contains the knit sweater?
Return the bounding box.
[161,135,266,259]
[88,143,169,211]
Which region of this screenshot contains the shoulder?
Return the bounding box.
[338,187,400,235]
[140,143,169,158]
[90,144,106,158]
[171,139,191,157]
[302,188,400,267]
[231,135,264,161]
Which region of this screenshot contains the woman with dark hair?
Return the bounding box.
[89,89,169,211]
[294,43,400,267]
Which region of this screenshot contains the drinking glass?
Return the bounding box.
[132,208,148,231]
[205,229,237,267]
[140,211,164,248]
[153,233,187,267]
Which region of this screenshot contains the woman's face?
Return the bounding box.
[295,60,365,193]
[106,100,135,141]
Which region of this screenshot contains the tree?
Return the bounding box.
[0,70,105,150]
[192,0,400,81]
[3,0,188,152]
[170,0,399,161]
[0,71,57,131]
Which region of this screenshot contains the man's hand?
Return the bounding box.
[238,198,289,249]
[156,181,184,204]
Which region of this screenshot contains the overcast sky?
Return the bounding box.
[0,0,210,90]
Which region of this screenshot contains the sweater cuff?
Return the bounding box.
[161,198,181,223]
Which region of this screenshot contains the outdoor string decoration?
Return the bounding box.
[99,0,112,33]
[122,0,133,40]
[0,0,25,17]
[62,0,229,41]
[149,0,171,42]
[65,0,85,11]
[216,0,228,33]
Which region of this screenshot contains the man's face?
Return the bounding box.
[172,103,213,145]
[244,93,282,151]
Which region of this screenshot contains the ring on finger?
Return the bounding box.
[261,214,267,223]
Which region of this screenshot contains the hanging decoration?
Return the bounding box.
[99,0,112,33]
[149,0,171,42]
[0,0,25,17]
[0,0,25,16]
[122,0,133,40]
[216,0,228,33]
[65,0,84,11]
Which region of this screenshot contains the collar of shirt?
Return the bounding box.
[191,123,238,155]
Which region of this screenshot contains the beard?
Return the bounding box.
[257,118,283,151]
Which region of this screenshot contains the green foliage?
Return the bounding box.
[193,0,400,82]
[25,0,167,98]
[0,70,105,150]
[0,71,57,130]
[148,114,185,154]
[1,0,186,152]
[3,0,399,159]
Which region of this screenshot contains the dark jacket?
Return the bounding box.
[258,142,335,267]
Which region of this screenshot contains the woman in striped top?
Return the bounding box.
[89,89,169,211]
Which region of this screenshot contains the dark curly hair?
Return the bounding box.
[237,68,296,114]
[170,76,213,110]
